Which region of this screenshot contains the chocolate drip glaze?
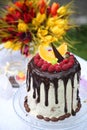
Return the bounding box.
[44,80,50,106]
[63,77,68,113]
[53,79,58,104]
[26,57,81,115]
[71,74,76,115]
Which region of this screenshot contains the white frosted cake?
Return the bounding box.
[24,51,81,122]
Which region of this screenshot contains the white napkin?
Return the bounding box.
[0,74,13,99]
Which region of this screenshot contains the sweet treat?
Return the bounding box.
[0,0,81,122]
[24,43,81,122]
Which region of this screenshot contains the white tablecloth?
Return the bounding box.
[0,48,87,130]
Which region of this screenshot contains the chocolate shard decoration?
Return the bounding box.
[51,43,64,62]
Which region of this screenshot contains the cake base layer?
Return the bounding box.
[24,96,81,122]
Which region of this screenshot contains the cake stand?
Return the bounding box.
[13,84,87,130]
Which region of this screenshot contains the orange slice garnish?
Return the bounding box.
[38,43,67,63]
[58,43,67,56]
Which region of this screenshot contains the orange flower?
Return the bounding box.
[15,1,23,8]
[51,2,60,16]
[38,0,47,14]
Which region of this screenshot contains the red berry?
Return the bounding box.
[63,59,69,64]
[62,64,69,71]
[39,58,44,63]
[55,65,61,72]
[48,65,55,72]
[37,60,43,67]
[69,59,75,64]
[34,58,39,65]
[41,64,48,71]
[69,55,74,59]
[43,61,48,64]
[47,63,52,67]
[66,52,70,55]
[59,61,64,67]
[35,53,40,59]
[68,62,73,68]
[54,63,58,68]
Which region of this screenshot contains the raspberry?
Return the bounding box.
[37,60,43,67]
[62,64,69,71]
[39,58,44,63]
[48,65,55,72]
[43,61,48,64]
[59,61,64,67]
[63,59,69,64]
[54,63,58,68]
[48,63,51,66]
[69,59,75,64]
[66,52,70,55]
[69,55,74,59]
[55,65,61,72]
[41,64,48,71]
[68,62,73,68]
[34,58,39,65]
[35,53,40,59]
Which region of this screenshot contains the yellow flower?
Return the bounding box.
[4,41,22,51]
[12,42,22,51]
[57,6,67,16]
[32,13,46,26]
[50,26,66,37]
[45,35,57,42]
[4,41,13,49]
[18,21,28,32]
[55,19,68,28]
[37,28,48,38]
[40,35,57,46]
[46,17,58,28]
[57,1,74,16]
[47,17,69,29]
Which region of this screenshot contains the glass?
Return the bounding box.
[0,49,32,87]
[0,74,13,99]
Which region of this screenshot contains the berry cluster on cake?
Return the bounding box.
[24,43,81,122]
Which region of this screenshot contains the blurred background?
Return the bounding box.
[52,0,87,60]
[0,0,87,60]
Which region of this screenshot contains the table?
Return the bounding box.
[0,48,87,130]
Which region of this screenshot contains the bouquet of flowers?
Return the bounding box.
[0,0,75,56]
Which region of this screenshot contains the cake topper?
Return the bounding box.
[51,43,64,62]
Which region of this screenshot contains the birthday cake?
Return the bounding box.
[24,43,81,122]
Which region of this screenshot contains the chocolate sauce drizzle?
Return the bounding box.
[26,57,81,115]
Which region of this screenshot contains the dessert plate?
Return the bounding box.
[13,84,87,130]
